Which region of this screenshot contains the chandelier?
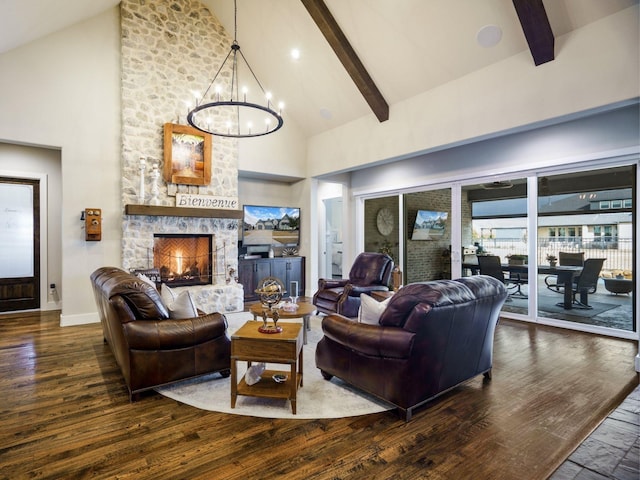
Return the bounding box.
[187,0,284,138]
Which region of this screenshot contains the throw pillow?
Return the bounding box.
[166,290,198,319]
[358,293,391,325]
[160,283,177,308]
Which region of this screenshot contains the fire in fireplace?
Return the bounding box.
[153,234,213,286]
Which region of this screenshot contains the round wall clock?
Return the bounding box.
[376,208,394,236]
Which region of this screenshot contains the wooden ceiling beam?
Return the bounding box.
[512,0,555,66]
[301,0,389,122]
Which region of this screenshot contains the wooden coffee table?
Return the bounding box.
[249,302,316,344]
[230,321,303,414]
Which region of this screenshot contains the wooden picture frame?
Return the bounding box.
[163,123,212,186]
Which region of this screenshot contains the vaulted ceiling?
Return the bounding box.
[1,0,636,138]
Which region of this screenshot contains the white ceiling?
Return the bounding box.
[1,0,636,138]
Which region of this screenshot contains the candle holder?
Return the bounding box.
[138,157,146,204]
[148,161,160,205]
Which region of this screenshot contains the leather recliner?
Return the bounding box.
[313,252,394,318]
[90,267,231,401]
[315,275,508,421]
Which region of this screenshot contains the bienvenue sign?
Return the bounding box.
[176,193,238,210]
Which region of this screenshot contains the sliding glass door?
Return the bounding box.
[356,162,635,337]
[462,178,530,317]
[458,164,635,334]
[536,166,635,332]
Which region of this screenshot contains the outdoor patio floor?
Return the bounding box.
[496,275,634,332]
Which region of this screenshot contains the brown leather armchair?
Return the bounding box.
[313,252,394,318]
[315,275,508,421]
[90,267,231,401]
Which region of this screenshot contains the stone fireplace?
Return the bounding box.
[122,213,243,313]
[119,0,244,313]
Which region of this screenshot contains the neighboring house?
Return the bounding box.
[254,219,278,230]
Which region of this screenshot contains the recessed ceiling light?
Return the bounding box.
[476,25,502,48]
[319,108,332,120]
[291,48,300,60]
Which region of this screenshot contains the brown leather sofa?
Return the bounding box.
[90,267,231,400]
[313,252,394,318]
[315,275,508,421]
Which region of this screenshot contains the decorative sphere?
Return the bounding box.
[255,276,285,308]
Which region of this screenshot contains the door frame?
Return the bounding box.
[0,170,49,312]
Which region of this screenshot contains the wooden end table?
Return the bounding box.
[231,321,303,414]
[249,302,316,344]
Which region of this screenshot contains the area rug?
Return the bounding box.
[155,312,394,419]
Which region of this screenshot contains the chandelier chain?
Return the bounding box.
[185,0,284,138]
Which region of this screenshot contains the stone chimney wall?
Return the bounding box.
[120,0,242,312]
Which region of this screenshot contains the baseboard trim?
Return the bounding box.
[60,312,99,327]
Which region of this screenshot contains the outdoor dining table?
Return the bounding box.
[462,263,584,309]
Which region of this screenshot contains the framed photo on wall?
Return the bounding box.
[163,123,212,185]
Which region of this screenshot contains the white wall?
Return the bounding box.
[0,144,62,310]
[238,118,307,178]
[350,105,640,195]
[0,8,121,324]
[306,6,639,177]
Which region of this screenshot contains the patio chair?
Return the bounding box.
[545,252,585,292]
[559,258,606,309]
[478,255,527,299]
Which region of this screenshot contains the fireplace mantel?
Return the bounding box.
[125,204,243,219]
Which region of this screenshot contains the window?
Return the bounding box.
[599,200,610,209]
[611,200,622,209]
[624,199,632,208]
[604,225,613,240]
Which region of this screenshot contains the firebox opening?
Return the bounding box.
[153,234,212,286]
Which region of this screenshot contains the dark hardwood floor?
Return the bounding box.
[0,310,637,479]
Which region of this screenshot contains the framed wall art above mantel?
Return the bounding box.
[163,123,212,186]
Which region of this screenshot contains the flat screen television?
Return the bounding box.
[411,210,448,240]
[242,205,300,246]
